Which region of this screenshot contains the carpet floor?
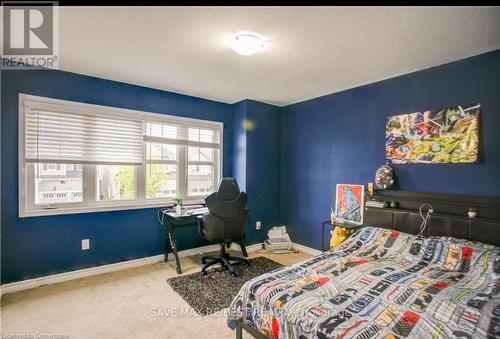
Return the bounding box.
[167,257,284,315]
[1,248,311,339]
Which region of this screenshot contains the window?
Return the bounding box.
[96,165,135,201]
[34,163,83,204]
[19,94,223,217]
[146,163,177,198]
[143,122,220,200]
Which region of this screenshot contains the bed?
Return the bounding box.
[227,191,500,339]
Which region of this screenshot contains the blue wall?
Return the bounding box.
[232,100,247,191]
[232,100,282,245]
[3,50,500,284]
[1,69,284,284]
[244,100,282,243]
[280,50,500,250]
[1,69,240,283]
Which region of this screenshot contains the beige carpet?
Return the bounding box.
[1,248,311,339]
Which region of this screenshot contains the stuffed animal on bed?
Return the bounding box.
[330,226,349,249]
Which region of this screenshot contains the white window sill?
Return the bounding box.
[19,198,206,218]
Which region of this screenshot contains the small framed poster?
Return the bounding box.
[335,184,364,225]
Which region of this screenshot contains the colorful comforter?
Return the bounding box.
[227,227,500,338]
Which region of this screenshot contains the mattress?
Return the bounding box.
[227,227,500,338]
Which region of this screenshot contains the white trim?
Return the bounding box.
[292,242,322,256]
[19,198,206,218]
[18,94,25,218]
[144,135,220,149]
[230,242,263,253]
[0,242,263,295]
[170,242,262,258]
[1,254,166,296]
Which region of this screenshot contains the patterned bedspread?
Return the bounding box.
[227,227,500,339]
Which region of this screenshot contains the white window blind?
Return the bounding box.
[24,100,143,165]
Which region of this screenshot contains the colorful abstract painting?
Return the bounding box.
[386,104,480,164]
[335,184,364,225]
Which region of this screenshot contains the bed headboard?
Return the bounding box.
[364,190,500,247]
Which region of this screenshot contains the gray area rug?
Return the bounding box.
[167,256,284,315]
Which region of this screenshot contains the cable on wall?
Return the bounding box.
[416,203,434,238]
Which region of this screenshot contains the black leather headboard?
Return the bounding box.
[364,190,500,247]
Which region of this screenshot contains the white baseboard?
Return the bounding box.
[231,242,263,253]
[1,242,263,296]
[1,254,167,296]
[292,242,322,256]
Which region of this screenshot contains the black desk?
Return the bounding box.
[160,207,208,274]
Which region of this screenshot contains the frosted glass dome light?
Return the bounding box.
[229,34,264,56]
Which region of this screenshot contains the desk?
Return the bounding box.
[321,220,363,252]
[160,207,208,274]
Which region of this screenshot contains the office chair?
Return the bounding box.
[198,177,249,277]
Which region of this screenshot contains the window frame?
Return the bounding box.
[18,94,223,217]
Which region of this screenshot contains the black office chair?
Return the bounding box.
[198,177,249,277]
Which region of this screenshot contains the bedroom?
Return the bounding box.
[1,5,500,339]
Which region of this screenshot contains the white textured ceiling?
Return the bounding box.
[59,6,500,106]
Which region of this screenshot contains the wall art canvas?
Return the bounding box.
[386,104,480,164]
[335,184,364,225]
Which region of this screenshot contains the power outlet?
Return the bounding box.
[256,221,262,230]
[81,239,90,250]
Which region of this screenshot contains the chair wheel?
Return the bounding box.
[244,261,250,267]
[200,271,207,278]
[231,272,237,278]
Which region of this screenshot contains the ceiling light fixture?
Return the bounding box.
[229,34,265,56]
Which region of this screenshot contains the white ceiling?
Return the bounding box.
[59,6,500,106]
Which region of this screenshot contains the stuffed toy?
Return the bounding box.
[330,226,349,249]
